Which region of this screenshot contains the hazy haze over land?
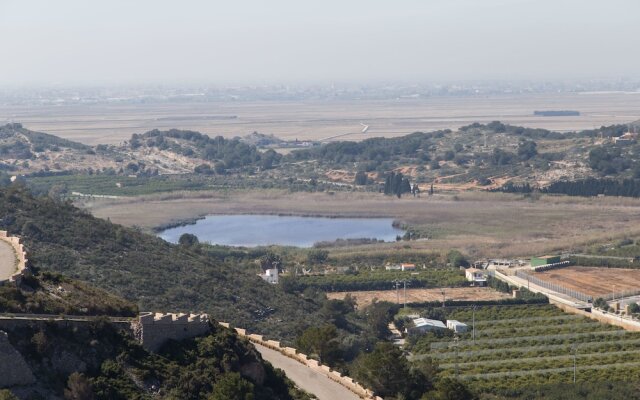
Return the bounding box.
[1,0,639,86]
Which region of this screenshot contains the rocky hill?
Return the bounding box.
[4,121,640,197]
[0,123,131,175]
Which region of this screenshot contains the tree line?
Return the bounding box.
[496,178,640,198]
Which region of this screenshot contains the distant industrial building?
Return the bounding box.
[534,110,580,117]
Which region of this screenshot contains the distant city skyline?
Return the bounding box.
[1,0,639,86]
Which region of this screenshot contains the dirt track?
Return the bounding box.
[533,266,640,298]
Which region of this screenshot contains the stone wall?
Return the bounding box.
[0,330,35,388]
[0,230,30,284]
[133,312,211,352]
[218,321,383,400]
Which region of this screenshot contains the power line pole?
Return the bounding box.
[572,345,578,383]
[454,336,459,379]
[472,305,477,344]
[392,279,401,304]
[403,280,411,308]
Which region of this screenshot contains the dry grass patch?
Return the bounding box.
[533,266,640,298]
[327,287,511,308]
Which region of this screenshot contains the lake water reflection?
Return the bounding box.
[159,214,403,247]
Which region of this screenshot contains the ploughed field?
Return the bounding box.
[411,304,640,392]
[327,287,510,307]
[532,266,640,298]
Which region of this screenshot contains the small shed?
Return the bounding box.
[446,320,468,333]
[259,268,279,284]
[401,263,416,271]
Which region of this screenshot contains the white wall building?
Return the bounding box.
[446,320,468,333]
[259,268,279,284]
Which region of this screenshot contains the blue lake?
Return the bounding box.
[159,215,403,247]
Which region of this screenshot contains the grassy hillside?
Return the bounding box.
[0,185,323,342]
[0,271,137,316]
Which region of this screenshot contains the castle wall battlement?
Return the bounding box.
[133,312,211,352]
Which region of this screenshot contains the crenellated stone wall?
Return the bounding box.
[218,321,383,400]
[133,312,211,352]
[0,230,30,284]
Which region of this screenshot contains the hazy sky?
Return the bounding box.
[1,0,638,86]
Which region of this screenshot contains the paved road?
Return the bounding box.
[253,343,360,400]
[0,240,17,281]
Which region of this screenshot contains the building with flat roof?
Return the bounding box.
[401,263,416,271]
[531,255,561,267]
[465,268,487,286]
[446,320,468,333]
[406,317,447,335]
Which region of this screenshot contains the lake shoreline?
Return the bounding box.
[158,214,404,248]
[152,211,403,233]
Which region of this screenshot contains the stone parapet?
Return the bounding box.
[218,320,382,400]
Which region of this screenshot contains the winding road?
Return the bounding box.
[253,343,360,400]
[0,240,16,281]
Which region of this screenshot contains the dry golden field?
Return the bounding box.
[533,266,640,298]
[84,190,640,259]
[326,287,511,307]
[3,92,640,145]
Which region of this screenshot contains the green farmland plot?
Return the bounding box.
[410,304,640,392]
[289,268,467,292]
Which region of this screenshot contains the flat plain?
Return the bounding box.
[84,190,640,259]
[2,92,640,145]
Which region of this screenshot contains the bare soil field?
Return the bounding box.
[83,190,640,259]
[2,92,640,145]
[533,266,640,298]
[326,287,511,307]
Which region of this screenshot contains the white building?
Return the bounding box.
[406,317,447,335]
[259,268,279,284]
[446,320,468,333]
[465,268,487,286]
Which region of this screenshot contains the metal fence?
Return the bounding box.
[602,288,640,301]
[515,270,593,303]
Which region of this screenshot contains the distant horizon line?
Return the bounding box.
[1,77,640,90]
